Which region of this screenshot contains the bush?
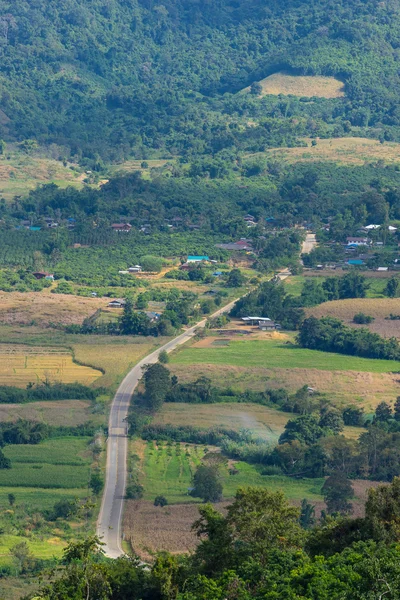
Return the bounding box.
[158,350,169,364]
[126,483,144,499]
[154,495,168,507]
[353,313,374,324]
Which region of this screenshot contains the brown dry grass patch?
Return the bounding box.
[169,364,399,411]
[124,500,230,561]
[307,297,400,338]
[244,72,345,98]
[0,291,108,326]
[0,400,96,426]
[154,402,290,441]
[251,137,400,166]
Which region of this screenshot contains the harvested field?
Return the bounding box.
[249,137,400,166]
[307,297,400,338]
[0,400,96,426]
[0,291,108,326]
[169,364,399,410]
[72,341,159,388]
[243,72,345,98]
[124,500,207,560]
[124,479,385,560]
[154,403,289,443]
[0,345,101,387]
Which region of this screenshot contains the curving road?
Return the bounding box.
[96,297,241,558]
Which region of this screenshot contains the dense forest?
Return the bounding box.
[3,0,400,160]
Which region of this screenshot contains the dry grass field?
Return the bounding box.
[248,137,400,166]
[72,340,162,388]
[153,402,289,442]
[307,297,400,338]
[0,400,97,426]
[0,345,101,387]
[243,72,345,98]
[0,291,109,326]
[169,364,399,411]
[124,500,218,560]
[0,152,85,201]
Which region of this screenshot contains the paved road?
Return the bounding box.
[96,297,241,558]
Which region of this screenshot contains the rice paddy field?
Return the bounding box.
[0,345,101,387]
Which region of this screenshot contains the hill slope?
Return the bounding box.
[1,0,400,159]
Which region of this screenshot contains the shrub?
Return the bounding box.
[353,313,374,324]
[126,483,144,499]
[154,495,168,507]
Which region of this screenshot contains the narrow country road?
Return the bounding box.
[96,297,241,558]
[301,232,317,255]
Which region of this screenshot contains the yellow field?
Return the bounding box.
[72,340,163,389]
[169,363,398,411]
[0,291,109,326]
[243,72,345,98]
[249,137,400,166]
[307,297,400,338]
[0,345,101,387]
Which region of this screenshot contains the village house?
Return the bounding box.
[346,236,369,246]
[32,272,54,281]
[108,299,126,308]
[259,321,281,331]
[128,265,142,273]
[187,255,210,263]
[111,223,132,232]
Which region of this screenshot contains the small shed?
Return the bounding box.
[108,299,126,308]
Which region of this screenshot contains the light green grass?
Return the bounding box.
[0,534,65,566]
[141,442,323,503]
[284,275,387,298]
[4,437,91,466]
[171,338,400,373]
[0,487,88,511]
[0,463,90,488]
[0,437,91,488]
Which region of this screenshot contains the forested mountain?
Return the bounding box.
[2,0,400,159]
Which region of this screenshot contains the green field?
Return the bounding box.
[140,442,323,504]
[171,338,400,373]
[284,275,388,298]
[0,487,88,511]
[0,438,91,488]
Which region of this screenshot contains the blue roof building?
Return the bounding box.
[187,255,210,262]
[347,259,364,266]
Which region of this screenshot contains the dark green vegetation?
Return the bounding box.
[0,381,101,404]
[28,479,400,599]
[298,316,400,360]
[4,0,400,163]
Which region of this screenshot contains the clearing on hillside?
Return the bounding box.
[307,297,400,338]
[251,137,400,166]
[245,72,345,98]
[0,345,101,387]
